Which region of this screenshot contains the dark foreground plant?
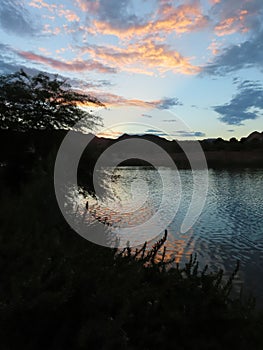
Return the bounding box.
[0,170,263,350]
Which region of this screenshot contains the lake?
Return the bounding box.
[81,167,263,306]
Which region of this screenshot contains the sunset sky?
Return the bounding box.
[0,0,263,139]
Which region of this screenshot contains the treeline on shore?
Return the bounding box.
[0,129,263,177]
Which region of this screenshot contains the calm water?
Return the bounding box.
[83,167,263,305]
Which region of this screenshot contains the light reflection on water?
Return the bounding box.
[77,167,263,306]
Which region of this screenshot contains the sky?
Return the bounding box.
[0,0,263,140]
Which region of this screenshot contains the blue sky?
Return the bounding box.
[0,0,263,139]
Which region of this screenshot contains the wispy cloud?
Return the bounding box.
[213,80,263,125]
[82,41,200,76]
[16,50,116,74]
[69,77,113,90]
[208,40,221,55]
[173,130,206,137]
[58,8,80,22]
[144,129,167,137]
[142,129,206,138]
[157,97,182,109]
[29,0,57,12]
[29,0,80,22]
[211,0,263,36]
[89,92,181,109]
[214,10,249,36]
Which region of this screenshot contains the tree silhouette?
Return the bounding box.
[0,70,104,131]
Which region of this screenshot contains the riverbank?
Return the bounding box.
[1,130,262,172]
[1,166,263,349]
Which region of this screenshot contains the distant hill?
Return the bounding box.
[0,130,263,172]
[1,129,262,195]
[79,130,263,168]
[97,130,263,146]
[245,131,263,143]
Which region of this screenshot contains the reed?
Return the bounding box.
[0,167,262,349]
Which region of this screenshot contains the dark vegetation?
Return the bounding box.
[1,129,263,194]
[1,71,263,349]
[1,166,263,349]
[0,70,103,131]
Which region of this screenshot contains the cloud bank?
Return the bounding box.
[213,80,263,125]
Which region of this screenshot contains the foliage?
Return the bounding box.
[0,70,103,131]
[0,164,263,349]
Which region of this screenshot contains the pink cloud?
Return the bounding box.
[29,0,57,12]
[58,9,80,22]
[207,41,221,55]
[86,91,180,110]
[16,50,116,74]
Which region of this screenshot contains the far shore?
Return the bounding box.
[0,129,262,171]
[115,150,263,168]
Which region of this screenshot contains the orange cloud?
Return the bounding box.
[58,9,80,22]
[83,41,200,75]
[16,51,116,74]
[85,1,208,40]
[38,47,51,55]
[215,10,249,36]
[29,0,56,12]
[42,24,61,35]
[208,41,221,55]
[154,2,208,33]
[29,0,80,23]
